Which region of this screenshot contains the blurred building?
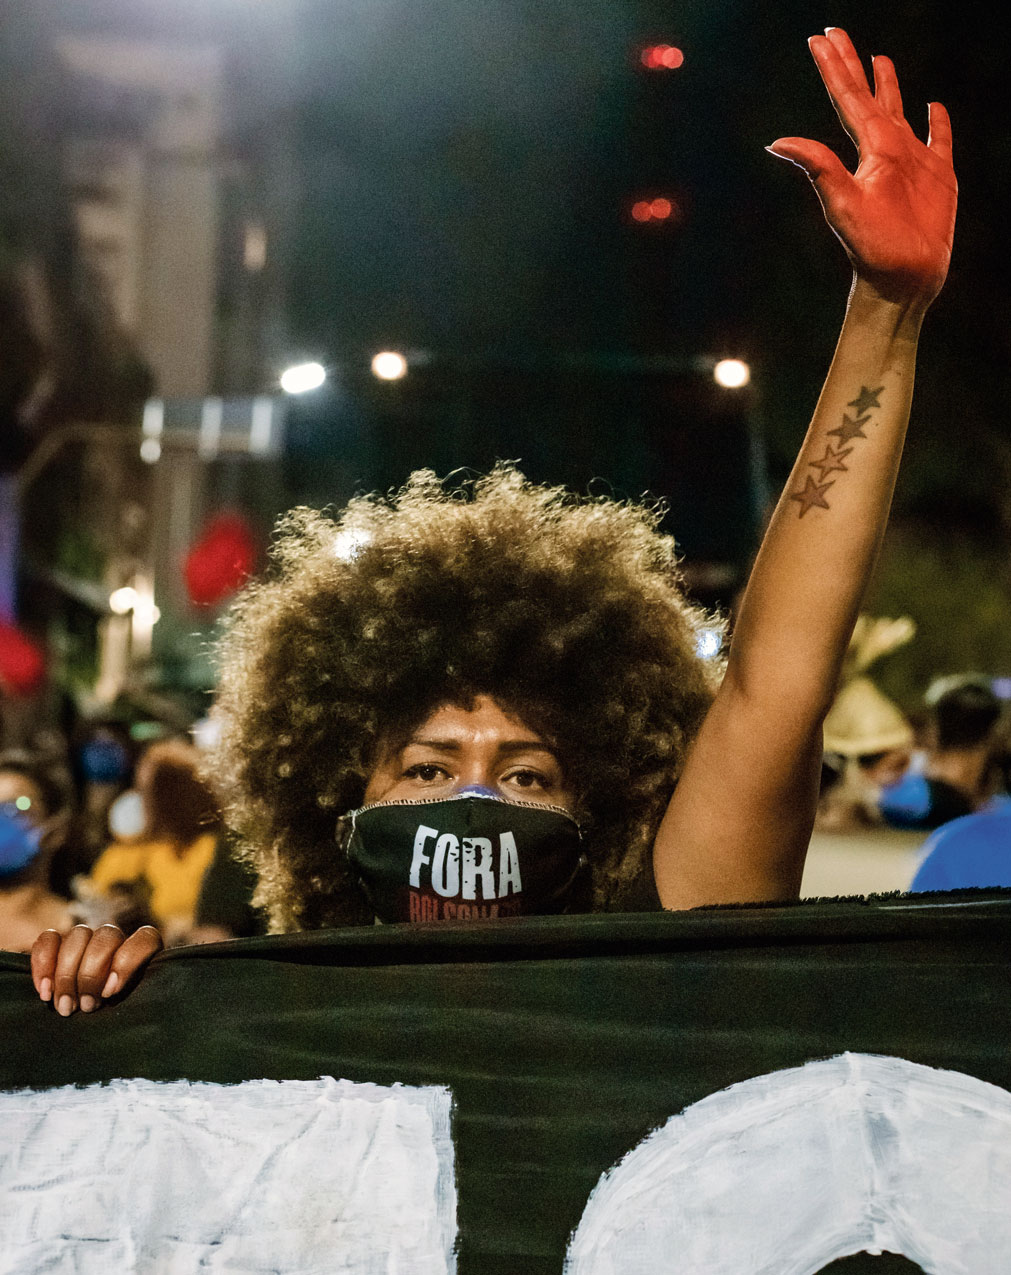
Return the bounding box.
[25,27,295,715]
[58,35,245,398]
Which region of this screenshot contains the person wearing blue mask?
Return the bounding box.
[0,753,77,953]
[30,29,957,1016]
[879,676,1003,831]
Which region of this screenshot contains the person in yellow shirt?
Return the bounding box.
[89,738,221,944]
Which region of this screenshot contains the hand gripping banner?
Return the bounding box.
[2,892,1011,1274]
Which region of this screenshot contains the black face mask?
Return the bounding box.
[342,789,587,924]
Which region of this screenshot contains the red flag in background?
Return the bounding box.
[0,620,45,697]
[183,512,257,608]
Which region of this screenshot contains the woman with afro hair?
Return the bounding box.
[33,28,957,1014]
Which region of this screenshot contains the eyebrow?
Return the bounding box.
[405,738,560,760]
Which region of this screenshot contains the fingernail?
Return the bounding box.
[101,972,119,998]
[39,978,52,1002]
[57,995,74,1017]
[80,995,97,1013]
[824,26,838,34]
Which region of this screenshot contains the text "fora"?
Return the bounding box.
[409,825,522,901]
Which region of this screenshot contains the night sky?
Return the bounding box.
[279,0,1010,566]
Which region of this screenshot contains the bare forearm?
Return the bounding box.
[654,278,927,908]
[653,30,955,910]
[727,276,928,713]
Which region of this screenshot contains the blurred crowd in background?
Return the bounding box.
[0,710,264,954]
[811,616,1011,896]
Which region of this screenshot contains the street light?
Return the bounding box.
[108,586,138,615]
[280,362,326,394]
[713,359,751,389]
[108,585,160,625]
[371,351,408,381]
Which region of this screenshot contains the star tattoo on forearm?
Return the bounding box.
[791,385,884,517]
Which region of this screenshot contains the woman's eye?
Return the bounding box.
[506,769,549,790]
[403,764,448,783]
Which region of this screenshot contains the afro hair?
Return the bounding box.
[208,464,724,931]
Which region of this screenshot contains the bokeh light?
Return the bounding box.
[280,361,326,394]
[109,587,138,615]
[640,45,685,70]
[630,196,679,224]
[333,527,373,561]
[695,628,723,660]
[713,359,751,389]
[371,351,408,381]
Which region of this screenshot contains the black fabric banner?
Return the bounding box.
[2,892,1011,1273]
